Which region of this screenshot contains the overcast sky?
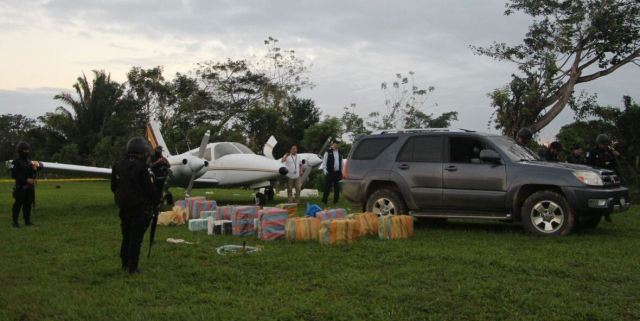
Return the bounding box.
[0,0,638,141]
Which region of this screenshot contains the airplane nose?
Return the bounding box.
[189,158,207,172]
[279,166,288,175]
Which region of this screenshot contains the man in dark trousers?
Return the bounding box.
[321,140,343,205]
[111,137,159,274]
[150,146,171,204]
[11,142,40,228]
[586,134,619,222]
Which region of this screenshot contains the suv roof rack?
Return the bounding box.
[373,128,450,135]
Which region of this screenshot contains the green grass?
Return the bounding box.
[1,182,639,321]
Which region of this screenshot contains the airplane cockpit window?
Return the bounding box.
[233,143,255,154]
[213,143,256,159]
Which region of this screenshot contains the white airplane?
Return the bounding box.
[11,120,289,198]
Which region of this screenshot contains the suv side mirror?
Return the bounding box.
[479,149,501,163]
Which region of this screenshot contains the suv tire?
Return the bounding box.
[577,215,602,230]
[366,188,407,216]
[521,191,575,236]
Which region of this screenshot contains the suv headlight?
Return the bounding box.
[573,170,603,186]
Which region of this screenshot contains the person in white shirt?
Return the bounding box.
[281,145,303,203]
[321,140,342,205]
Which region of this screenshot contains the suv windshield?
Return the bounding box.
[489,136,539,161]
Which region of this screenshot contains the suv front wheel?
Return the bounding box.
[366,188,407,216]
[521,191,575,236]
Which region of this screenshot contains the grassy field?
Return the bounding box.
[1,181,639,321]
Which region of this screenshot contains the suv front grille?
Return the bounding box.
[601,171,621,186]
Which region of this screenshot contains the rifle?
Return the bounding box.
[147,205,160,258]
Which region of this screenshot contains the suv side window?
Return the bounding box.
[449,136,491,163]
[397,136,442,162]
[352,137,397,160]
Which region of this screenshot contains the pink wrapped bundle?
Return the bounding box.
[186,197,206,217]
[192,200,217,219]
[315,208,347,221]
[215,206,237,221]
[231,206,260,237]
[258,207,289,241]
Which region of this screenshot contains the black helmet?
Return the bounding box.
[16,141,30,153]
[517,128,533,142]
[154,146,163,154]
[596,134,610,145]
[126,137,151,158]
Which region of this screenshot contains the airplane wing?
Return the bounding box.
[37,161,112,178]
[192,177,220,187]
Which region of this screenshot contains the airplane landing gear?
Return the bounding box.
[255,192,267,206]
[265,187,275,201]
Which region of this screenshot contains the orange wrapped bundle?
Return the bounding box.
[318,219,361,246]
[285,217,321,242]
[276,203,299,218]
[378,215,414,240]
[157,206,189,226]
[347,212,379,236]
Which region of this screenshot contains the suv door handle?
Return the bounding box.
[398,164,410,170]
[445,165,457,172]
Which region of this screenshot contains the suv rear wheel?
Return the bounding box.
[366,189,407,216]
[521,191,575,236]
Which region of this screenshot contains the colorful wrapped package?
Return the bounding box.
[174,199,188,209]
[285,217,321,242]
[378,215,414,240]
[157,206,189,226]
[346,212,379,236]
[207,218,232,235]
[188,218,209,231]
[258,207,289,241]
[318,219,361,245]
[215,206,237,221]
[191,200,217,219]
[186,196,206,217]
[231,206,260,237]
[315,208,347,221]
[276,203,298,218]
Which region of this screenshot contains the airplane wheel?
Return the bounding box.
[265,188,275,201]
[255,193,267,206]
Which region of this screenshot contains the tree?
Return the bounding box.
[302,117,342,153]
[475,0,640,136]
[125,66,175,122]
[0,114,36,161]
[341,104,369,138]
[367,72,457,130]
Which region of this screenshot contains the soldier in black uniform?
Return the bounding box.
[11,142,40,228]
[586,134,618,172]
[566,145,586,164]
[516,128,533,147]
[538,141,562,162]
[150,146,171,204]
[111,137,159,274]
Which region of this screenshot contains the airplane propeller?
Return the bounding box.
[317,136,333,158]
[185,129,211,197]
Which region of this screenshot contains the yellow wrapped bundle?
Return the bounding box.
[276,203,299,218]
[378,215,414,240]
[318,219,361,246]
[285,217,320,242]
[157,206,189,226]
[346,212,379,236]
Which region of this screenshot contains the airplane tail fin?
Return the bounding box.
[263,135,277,159]
[146,119,171,157]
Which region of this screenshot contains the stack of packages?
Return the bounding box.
[285,217,321,242]
[214,206,236,221]
[231,206,260,237]
[318,219,362,245]
[346,212,379,236]
[207,217,232,236]
[192,200,217,219]
[379,215,414,240]
[257,207,289,240]
[276,203,298,218]
[315,208,347,221]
